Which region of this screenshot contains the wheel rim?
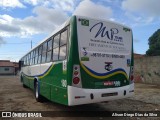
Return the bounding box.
[35,82,38,98]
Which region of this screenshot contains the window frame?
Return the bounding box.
[59,44,67,60]
[52,26,69,62]
[37,45,42,64]
[46,38,53,62]
[52,33,60,61]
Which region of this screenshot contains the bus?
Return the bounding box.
[19,15,134,106]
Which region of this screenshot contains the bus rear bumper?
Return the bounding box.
[68,83,134,106]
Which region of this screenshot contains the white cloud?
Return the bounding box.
[33,6,68,25]
[0,36,6,46]
[51,0,75,12]
[0,0,75,12]
[123,11,156,27]
[0,6,68,37]
[122,0,160,17]
[73,0,112,19]
[0,14,14,24]
[121,0,160,27]
[0,23,20,33]
[23,0,40,6]
[0,15,21,37]
[0,0,25,8]
[0,0,113,38]
[22,0,75,12]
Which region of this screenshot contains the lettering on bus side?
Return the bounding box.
[61,79,67,87]
[90,22,123,42]
[104,81,120,86]
[63,60,67,74]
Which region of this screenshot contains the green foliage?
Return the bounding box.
[146,29,160,56]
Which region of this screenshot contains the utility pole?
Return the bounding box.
[31,40,32,49]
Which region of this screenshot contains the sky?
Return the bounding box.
[0,0,160,62]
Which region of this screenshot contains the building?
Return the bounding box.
[0,60,19,75]
[134,53,144,59]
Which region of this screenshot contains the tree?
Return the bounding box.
[146,29,160,56]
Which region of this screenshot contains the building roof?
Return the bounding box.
[0,60,17,67]
[134,53,145,59]
[13,62,19,68]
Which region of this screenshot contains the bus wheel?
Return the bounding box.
[34,81,42,102]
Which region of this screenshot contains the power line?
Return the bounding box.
[0,52,28,55]
[0,54,24,55]
[0,51,28,54]
[1,55,21,56]
[1,42,37,44]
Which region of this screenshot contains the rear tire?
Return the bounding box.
[34,81,43,102]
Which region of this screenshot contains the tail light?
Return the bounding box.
[73,77,80,84]
[74,71,79,76]
[72,65,82,87]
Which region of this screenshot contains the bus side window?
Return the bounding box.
[38,45,42,64]
[53,47,59,61]
[60,29,67,46]
[26,55,29,66]
[46,39,52,62]
[24,56,26,66]
[30,51,33,65]
[20,58,23,67]
[42,42,47,63]
[53,34,60,61]
[28,53,31,66]
[34,48,38,64]
[53,34,60,48]
[59,45,66,60]
[21,59,24,67]
[59,29,67,60]
[23,57,25,66]
[32,50,35,65]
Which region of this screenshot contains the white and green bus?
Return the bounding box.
[19,15,134,106]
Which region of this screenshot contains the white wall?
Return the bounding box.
[0,67,15,75]
[134,56,160,85]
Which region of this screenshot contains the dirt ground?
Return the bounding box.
[0,76,160,120]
